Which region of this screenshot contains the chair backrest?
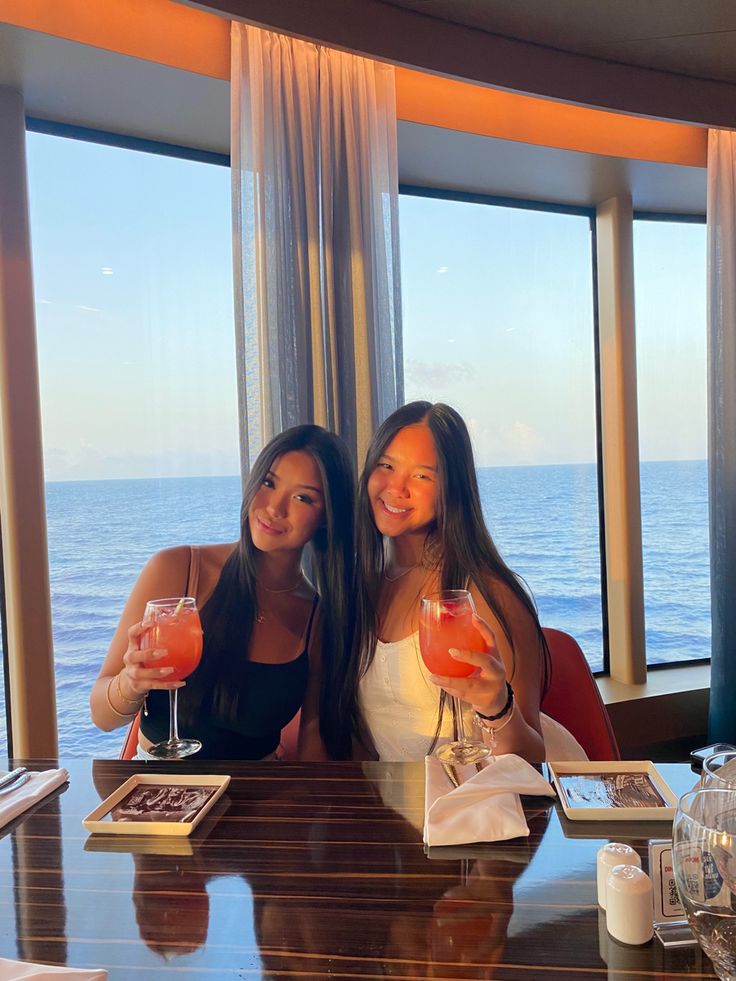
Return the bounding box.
[540,627,620,761]
[120,713,141,760]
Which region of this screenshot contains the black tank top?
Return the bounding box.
[140,550,316,760]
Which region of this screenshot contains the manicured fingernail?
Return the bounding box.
[150,650,167,659]
[159,667,174,676]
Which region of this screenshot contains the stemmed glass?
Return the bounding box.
[418,589,490,765]
[143,597,203,760]
[672,788,736,981]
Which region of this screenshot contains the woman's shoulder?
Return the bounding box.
[141,544,236,587]
[198,542,238,571]
[141,545,190,578]
[472,571,537,626]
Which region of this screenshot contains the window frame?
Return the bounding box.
[21,120,236,757]
[399,183,610,674]
[632,210,709,673]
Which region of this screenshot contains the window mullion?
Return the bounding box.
[595,195,646,684]
[0,87,58,757]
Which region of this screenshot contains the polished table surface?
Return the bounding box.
[0,759,717,980]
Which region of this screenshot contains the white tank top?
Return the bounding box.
[358,632,476,760]
[358,631,588,762]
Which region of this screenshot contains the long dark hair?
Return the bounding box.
[180,424,355,759]
[343,401,550,747]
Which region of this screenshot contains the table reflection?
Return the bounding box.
[117,762,550,978]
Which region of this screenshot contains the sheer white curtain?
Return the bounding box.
[231,22,403,471]
[706,128,736,742]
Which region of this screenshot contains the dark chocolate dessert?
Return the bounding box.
[111,784,216,823]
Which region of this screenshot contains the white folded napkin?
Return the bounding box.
[0,769,69,833]
[424,753,555,846]
[0,958,106,980]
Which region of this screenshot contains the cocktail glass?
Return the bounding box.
[418,589,491,765]
[143,597,203,760]
[673,788,736,980]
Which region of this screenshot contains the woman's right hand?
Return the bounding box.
[118,622,185,699]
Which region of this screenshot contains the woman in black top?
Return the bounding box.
[91,425,355,760]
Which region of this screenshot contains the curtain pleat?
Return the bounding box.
[706,128,736,743]
[231,22,403,473]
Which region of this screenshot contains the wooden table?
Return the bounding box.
[0,759,717,980]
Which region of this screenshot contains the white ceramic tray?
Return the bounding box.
[548,761,678,821]
[83,773,230,836]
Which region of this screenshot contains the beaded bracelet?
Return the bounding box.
[476,681,514,722]
[105,676,140,720]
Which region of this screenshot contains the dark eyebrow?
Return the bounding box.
[380,453,437,473]
[266,470,324,495]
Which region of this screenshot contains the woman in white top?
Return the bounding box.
[347,401,583,763]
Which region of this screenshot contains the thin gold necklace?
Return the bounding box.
[384,563,421,583]
[258,572,304,594]
[255,572,305,623]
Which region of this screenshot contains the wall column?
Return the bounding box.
[596,195,647,684]
[0,86,58,757]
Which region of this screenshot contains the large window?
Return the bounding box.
[399,192,604,670]
[634,218,709,667]
[26,132,239,756]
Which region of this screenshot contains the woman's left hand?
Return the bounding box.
[429,616,509,717]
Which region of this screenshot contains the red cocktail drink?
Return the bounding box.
[143,605,203,681]
[419,603,485,677]
[142,597,203,759]
[418,589,491,765]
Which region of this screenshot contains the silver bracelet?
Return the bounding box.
[475,700,516,755]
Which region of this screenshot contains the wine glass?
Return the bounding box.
[142,597,203,760]
[418,589,491,765]
[673,788,736,981]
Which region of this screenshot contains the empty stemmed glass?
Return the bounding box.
[142,597,203,760]
[418,589,490,765]
[673,788,736,981]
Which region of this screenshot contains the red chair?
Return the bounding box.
[120,713,140,760]
[120,710,302,760]
[541,627,620,761]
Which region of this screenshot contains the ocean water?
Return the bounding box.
[0,460,711,758]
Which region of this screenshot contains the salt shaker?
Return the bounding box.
[605,864,654,945]
[596,842,640,909]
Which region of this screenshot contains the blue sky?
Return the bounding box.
[26,133,707,480]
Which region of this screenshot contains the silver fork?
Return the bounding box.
[0,768,30,795]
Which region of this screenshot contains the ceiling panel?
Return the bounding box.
[382,0,736,83]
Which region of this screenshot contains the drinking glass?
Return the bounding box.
[418,589,490,765]
[672,788,736,980]
[143,597,203,760]
[703,753,736,791]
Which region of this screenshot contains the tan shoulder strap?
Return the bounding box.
[186,545,201,602]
